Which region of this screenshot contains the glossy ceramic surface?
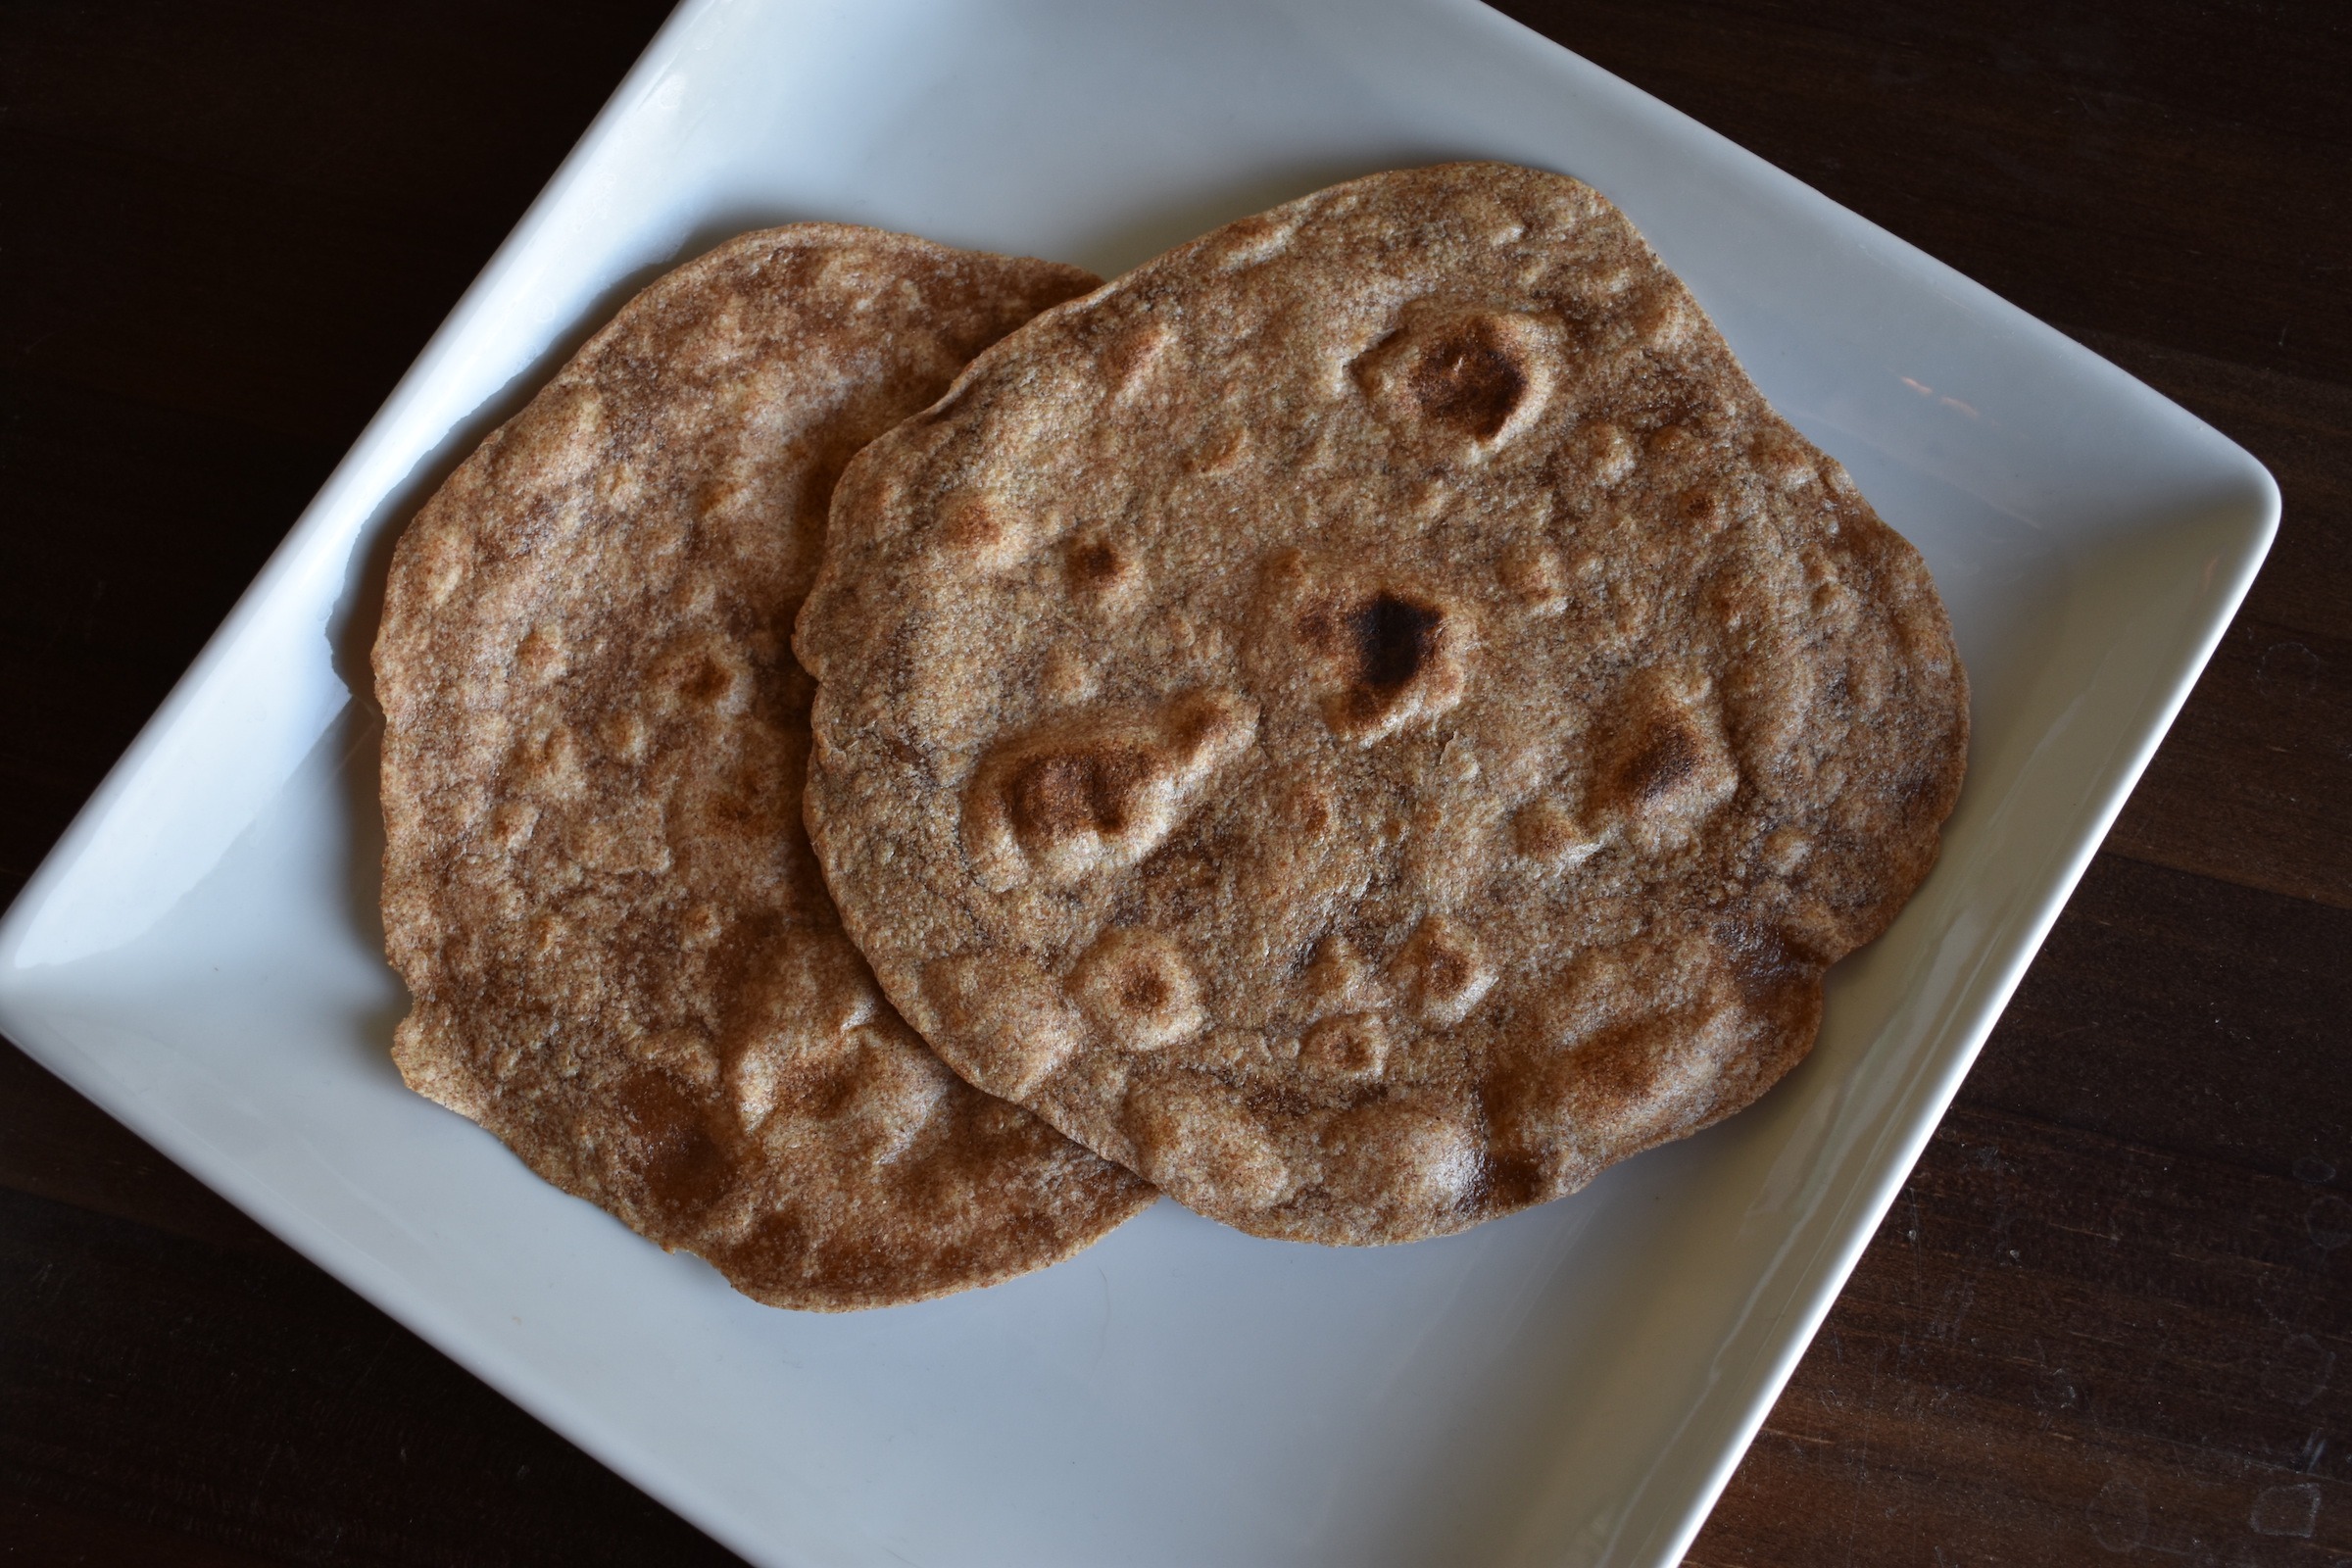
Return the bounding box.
[0,1,2276,1563]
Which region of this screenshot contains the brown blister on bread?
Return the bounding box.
[1252,550,1471,746]
[798,165,1969,1245]
[1068,927,1211,1050]
[374,224,1153,1310]
[1354,305,1560,462]
[1387,915,1497,1027]
[1588,668,1740,853]
[960,689,1258,890]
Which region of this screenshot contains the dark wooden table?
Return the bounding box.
[4,3,2345,1562]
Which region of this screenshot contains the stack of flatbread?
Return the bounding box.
[375,163,1968,1309]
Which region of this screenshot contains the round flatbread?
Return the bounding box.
[798,165,1968,1246]
[375,224,1153,1309]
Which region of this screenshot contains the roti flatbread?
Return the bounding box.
[797,166,1968,1245]
[375,224,1153,1309]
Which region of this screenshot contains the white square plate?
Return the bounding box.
[0,2,2277,1563]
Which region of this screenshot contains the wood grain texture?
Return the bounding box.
[0,1187,734,1566]
[1702,1102,2352,1564]
[1699,858,2352,1565]
[1,1,2345,1564]
[2080,333,2352,908]
[1494,0,2352,386]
